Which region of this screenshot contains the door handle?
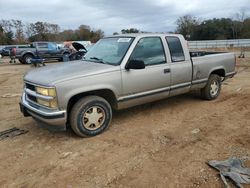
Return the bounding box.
[164,68,171,74]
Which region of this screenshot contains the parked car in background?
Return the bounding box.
[15,42,70,64]
[0,46,4,55]
[1,46,16,57]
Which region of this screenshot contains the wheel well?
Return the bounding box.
[211,69,225,77]
[67,89,118,118]
[63,51,70,55]
[23,53,34,58]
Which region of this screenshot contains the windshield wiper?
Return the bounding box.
[89,57,106,64]
[83,56,115,65]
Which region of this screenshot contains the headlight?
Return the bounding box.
[35,86,57,108]
[36,87,56,97]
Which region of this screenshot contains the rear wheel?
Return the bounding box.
[23,54,34,64]
[201,74,221,100]
[70,96,112,137]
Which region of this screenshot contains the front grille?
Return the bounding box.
[25,83,40,106]
[25,83,35,91]
[27,94,37,103]
[25,82,39,106]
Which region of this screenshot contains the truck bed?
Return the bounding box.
[190,51,235,88]
[190,51,228,57]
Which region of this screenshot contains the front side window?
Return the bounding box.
[48,43,57,51]
[129,37,166,66]
[84,37,134,65]
[166,37,185,62]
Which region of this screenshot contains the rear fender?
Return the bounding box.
[208,66,226,78]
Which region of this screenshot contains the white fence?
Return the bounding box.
[188,39,250,49]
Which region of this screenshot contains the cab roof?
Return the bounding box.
[106,33,183,38]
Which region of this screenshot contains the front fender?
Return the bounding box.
[55,78,122,110]
[64,85,119,108]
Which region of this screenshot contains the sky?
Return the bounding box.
[0,0,250,35]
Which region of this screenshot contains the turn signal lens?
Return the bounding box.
[37,98,58,108]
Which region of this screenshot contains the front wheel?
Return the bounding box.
[69,96,112,137]
[61,53,70,62]
[201,74,222,100]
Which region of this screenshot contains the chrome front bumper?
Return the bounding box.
[20,93,67,128]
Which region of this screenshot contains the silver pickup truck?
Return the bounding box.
[20,34,236,137]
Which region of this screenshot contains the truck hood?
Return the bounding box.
[72,42,87,52]
[24,60,120,86]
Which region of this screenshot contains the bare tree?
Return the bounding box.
[231,8,248,39]
[176,15,200,39]
[48,24,60,34]
[12,20,26,43]
[0,19,13,32]
[0,20,14,44]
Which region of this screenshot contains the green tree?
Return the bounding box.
[0,20,14,44]
[0,25,6,44]
[192,18,234,40]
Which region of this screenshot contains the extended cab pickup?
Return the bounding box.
[15,42,70,64]
[20,34,236,137]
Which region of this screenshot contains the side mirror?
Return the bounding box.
[125,59,145,70]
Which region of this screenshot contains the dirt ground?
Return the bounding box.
[0,54,250,188]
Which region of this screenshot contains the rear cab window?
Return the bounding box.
[166,37,185,62]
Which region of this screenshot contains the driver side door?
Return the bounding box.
[120,37,171,103]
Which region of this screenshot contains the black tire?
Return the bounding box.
[61,52,70,62]
[201,74,222,100]
[23,54,34,64]
[69,96,112,137]
[19,59,25,64]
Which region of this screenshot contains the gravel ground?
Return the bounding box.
[0,56,250,188]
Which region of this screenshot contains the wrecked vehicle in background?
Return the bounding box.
[68,42,87,61]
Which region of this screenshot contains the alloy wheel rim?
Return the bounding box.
[210,80,219,96]
[26,57,32,64]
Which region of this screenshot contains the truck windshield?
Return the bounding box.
[83,37,134,65]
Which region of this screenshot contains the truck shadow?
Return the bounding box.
[31,91,203,139]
